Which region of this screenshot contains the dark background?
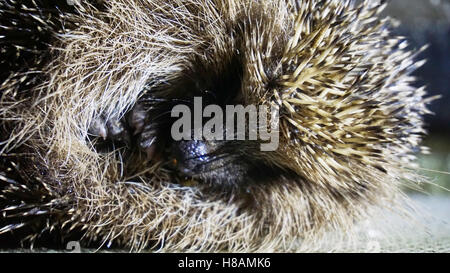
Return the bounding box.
[383,0,450,193]
[384,0,450,133]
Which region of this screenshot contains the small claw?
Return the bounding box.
[128,104,147,136]
[106,117,130,144]
[99,128,107,140]
[89,117,108,140]
[106,118,125,137]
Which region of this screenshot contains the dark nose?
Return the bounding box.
[170,140,220,177]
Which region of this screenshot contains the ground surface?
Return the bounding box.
[0,194,449,253]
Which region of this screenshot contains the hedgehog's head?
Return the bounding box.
[0,0,431,251]
[99,0,428,196]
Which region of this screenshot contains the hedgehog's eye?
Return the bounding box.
[175,54,245,106]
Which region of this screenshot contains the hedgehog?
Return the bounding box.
[0,0,434,252]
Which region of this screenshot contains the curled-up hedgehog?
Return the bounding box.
[0,0,435,251]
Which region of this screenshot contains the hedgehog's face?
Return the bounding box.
[86,0,425,196]
[85,2,297,191]
[91,50,292,190]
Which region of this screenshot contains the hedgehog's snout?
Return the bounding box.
[169,139,215,176]
[167,138,247,187]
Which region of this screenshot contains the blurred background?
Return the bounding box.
[383,0,450,195]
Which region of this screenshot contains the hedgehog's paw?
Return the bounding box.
[127,103,146,136]
[129,103,160,160]
[88,116,108,140]
[87,104,161,160]
[88,115,131,146]
[138,121,159,159]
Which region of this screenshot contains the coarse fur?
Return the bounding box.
[0,0,433,251]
